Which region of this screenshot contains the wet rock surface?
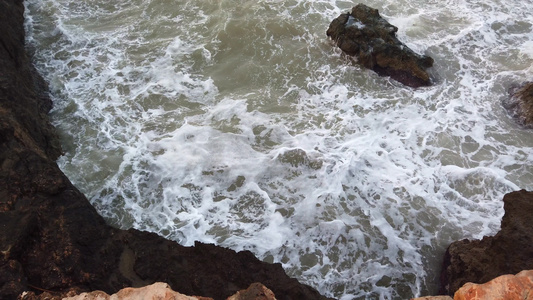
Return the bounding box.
[326,4,434,88]
[440,190,533,295]
[504,81,533,128]
[0,1,332,300]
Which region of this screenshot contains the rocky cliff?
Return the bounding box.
[440,190,533,295]
[0,1,332,300]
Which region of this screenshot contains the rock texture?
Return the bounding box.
[0,1,332,300]
[414,270,533,300]
[440,190,533,295]
[454,270,533,300]
[503,82,533,128]
[61,282,207,300]
[226,282,276,300]
[326,4,434,88]
[21,282,277,300]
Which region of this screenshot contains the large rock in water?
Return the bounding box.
[326,4,434,88]
[0,1,332,300]
[503,81,533,128]
[440,190,533,295]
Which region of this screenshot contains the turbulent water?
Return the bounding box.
[24,0,533,298]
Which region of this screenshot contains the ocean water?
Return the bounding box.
[24,0,533,299]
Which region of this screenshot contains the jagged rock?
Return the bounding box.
[22,282,277,300]
[326,4,434,88]
[226,283,276,300]
[0,1,333,300]
[454,270,533,300]
[440,190,533,295]
[503,82,533,128]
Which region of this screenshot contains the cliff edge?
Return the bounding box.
[440,190,533,295]
[0,1,332,300]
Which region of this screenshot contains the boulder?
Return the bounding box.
[61,282,208,300]
[0,1,333,300]
[326,4,434,88]
[503,82,533,128]
[21,282,278,300]
[454,270,533,300]
[440,190,533,295]
[226,282,276,300]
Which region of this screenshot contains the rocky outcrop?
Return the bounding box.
[413,270,533,300]
[440,190,533,295]
[0,1,332,300]
[326,4,434,88]
[21,282,277,300]
[503,82,533,128]
[23,282,207,300]
[454,270,533,300]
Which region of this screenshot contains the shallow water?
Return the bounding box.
[25,0,533,299]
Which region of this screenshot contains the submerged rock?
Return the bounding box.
[0,1,332,300]
[326,4,434,88]
[454,270,533,300]
[440,190,533,295]
[503,81,533,128]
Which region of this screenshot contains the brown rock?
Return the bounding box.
[226,283,276,300]
[440,190,533,295]
[326,4,434,88]
[503,82,533,128]
[454,270,533,300]
[63,282,208,300]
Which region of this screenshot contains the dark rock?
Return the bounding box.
[503,81,533,128]
[0,1,333,300]
[0,259,27,299]
[326,4,434,88]
[440,190,533,295]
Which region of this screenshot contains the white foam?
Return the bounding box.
[520,41,533,59]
